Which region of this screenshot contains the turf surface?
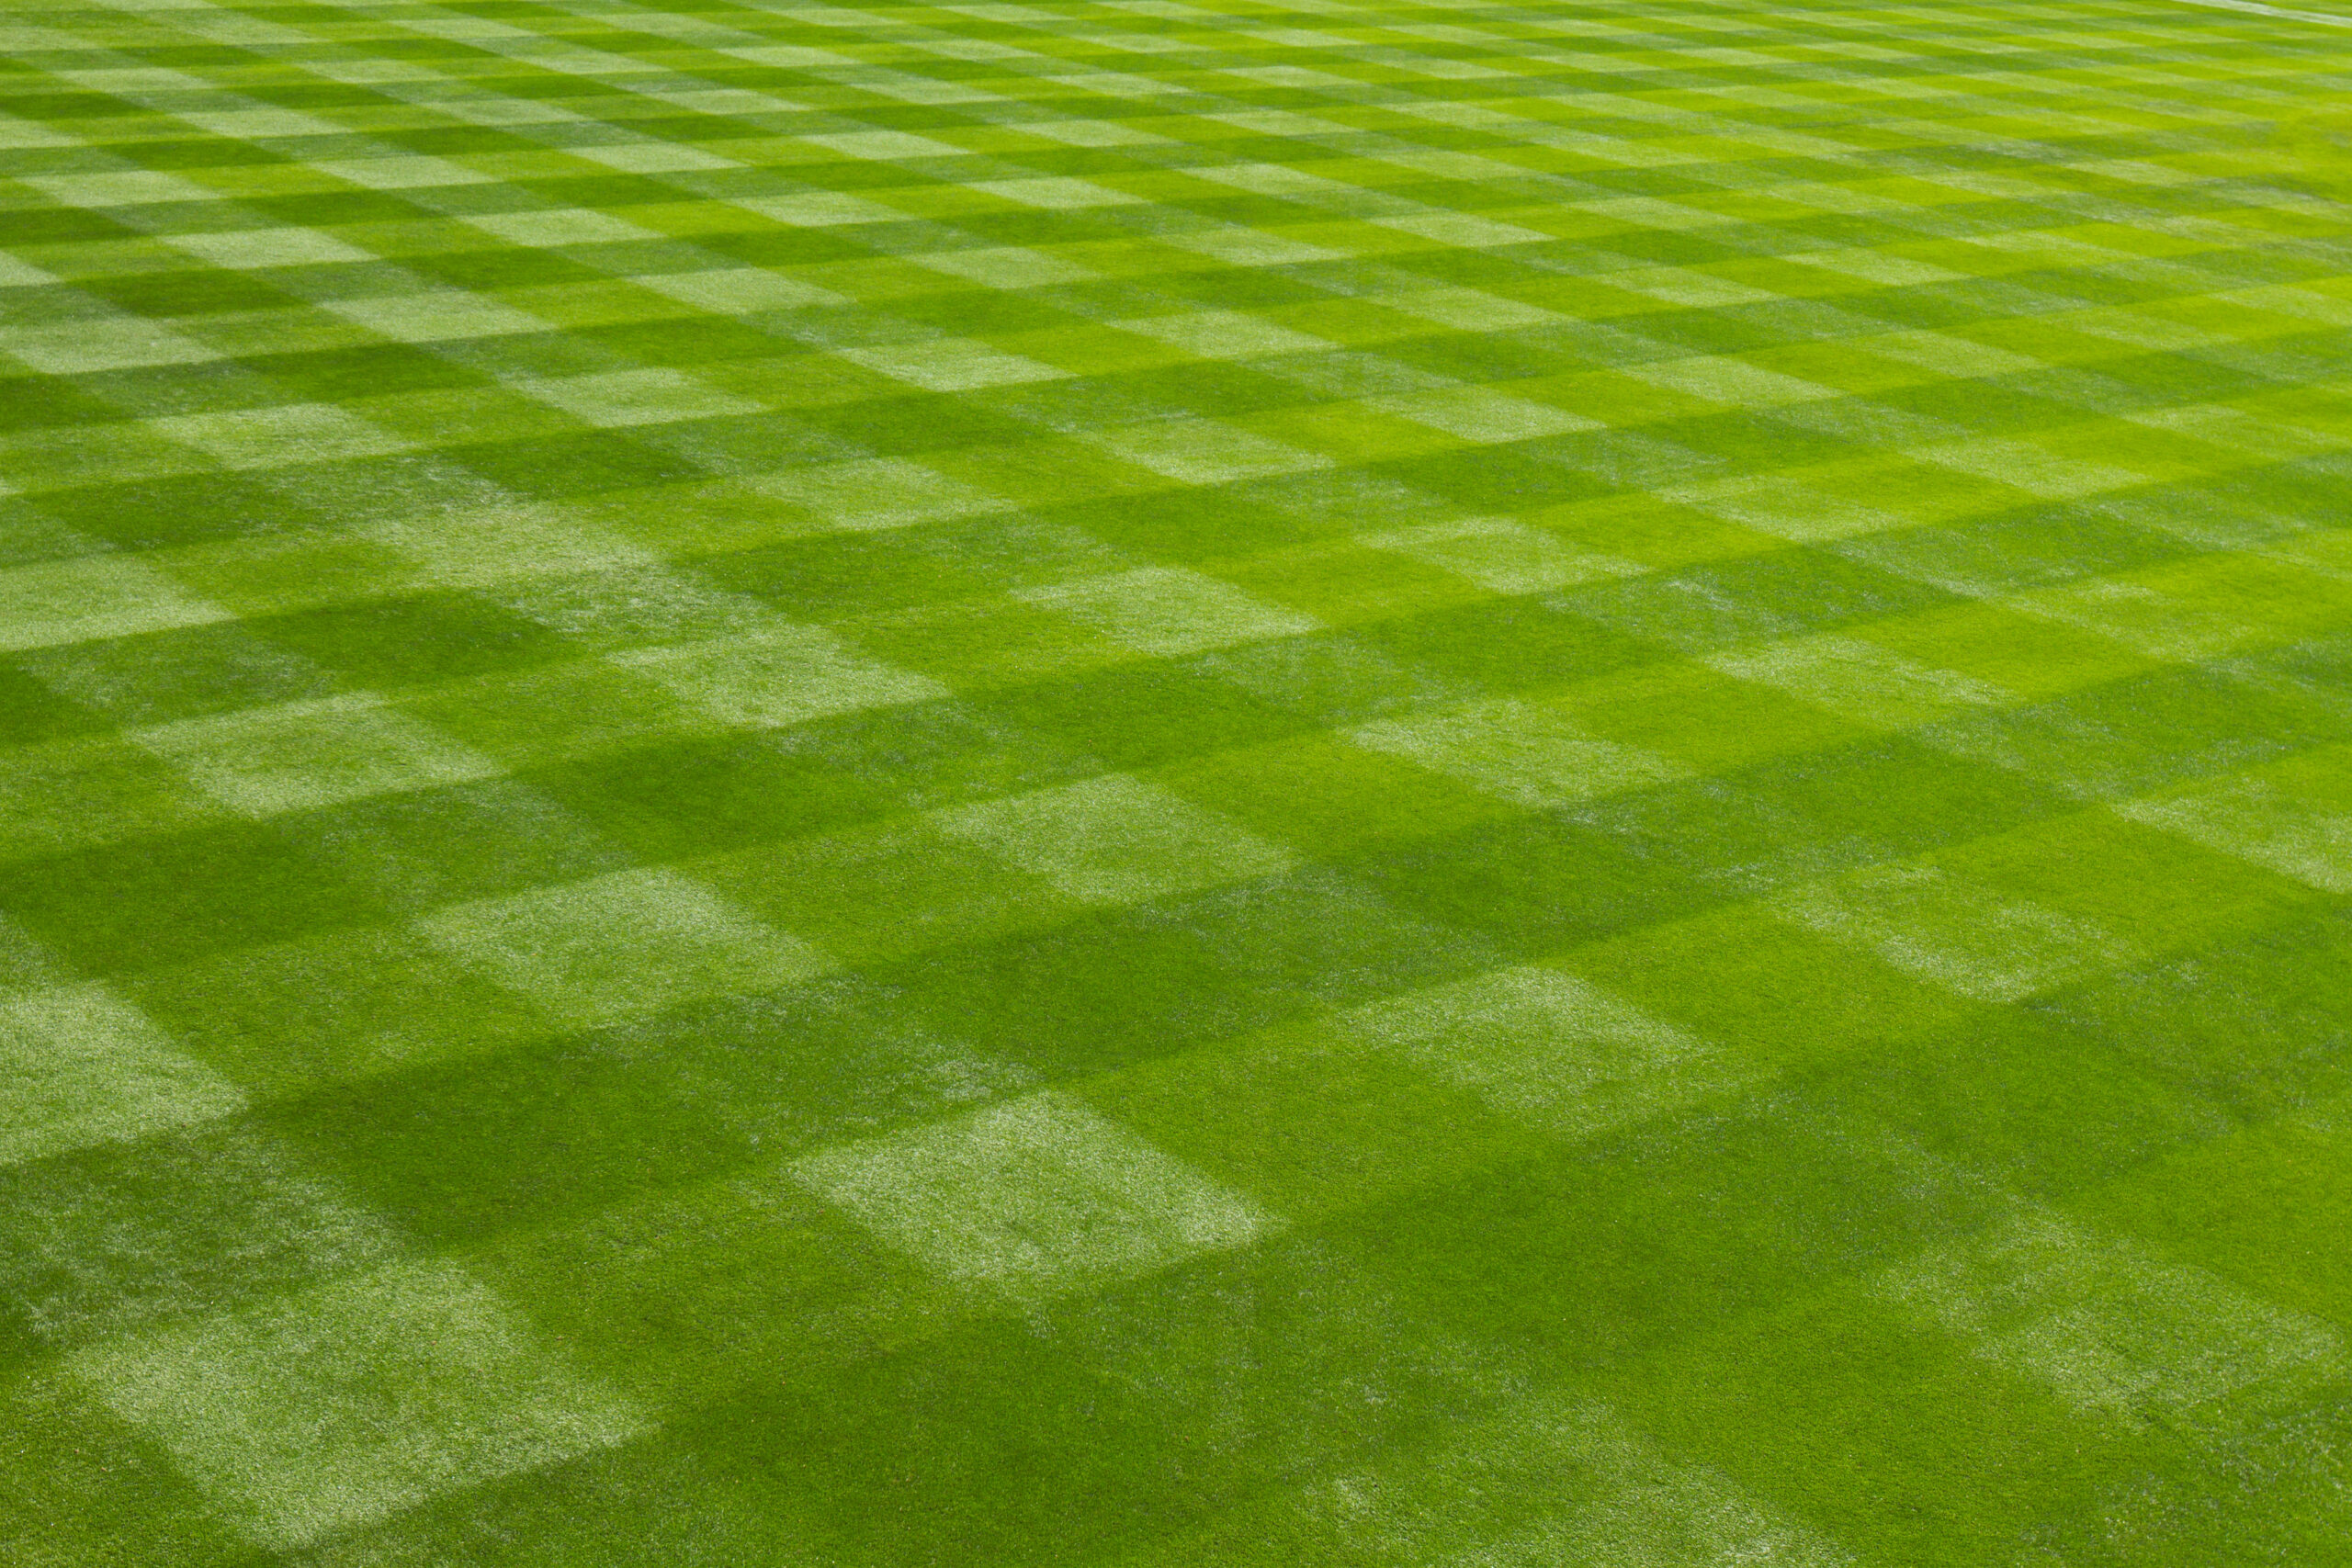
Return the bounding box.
[5,0,2352,1560]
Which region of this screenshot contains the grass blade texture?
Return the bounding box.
[4,0,2352,1562]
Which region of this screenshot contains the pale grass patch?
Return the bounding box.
[1878,1213,2343,1430]
[132,694,503,816]
[792,1091,1277,1299]
[1338,965,1751,1140]
[932,773,1294,904]
[70,1258,651,1550]
[611,625,947,728]
[418,867,833,1024]
[1012,565,1318,656]
[0,985,245,1167]
[1349,697,1687,809]
[1769,863,2138,1003]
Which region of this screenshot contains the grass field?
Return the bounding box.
[5,0,2352,1560]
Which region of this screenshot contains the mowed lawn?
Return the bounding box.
[5,0,2352,1560]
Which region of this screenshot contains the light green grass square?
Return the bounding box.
[417,867,833,1025]
[0,319,219,375]
[324,292,548,344]
[841,338,1072,391]
[142,404,413,469]
[1337,964,1755,1141]
[166,227,376,268]
[1363,385,1602,443]
[69,1258,650,1551]
[131,696,503,817]
[520,369,763,427]
[1769,863,2141,1004]
[1012,565,1320,656]
[1363,519,1645,595]
[1086,419,1329,483]
[1348,696,1689,809]
[636,267,838,312]
[611,626,947,729]
[747,457,1016,533]
[464,209,660,246]
[1707,636,2012,729]
[0,984,245,1167]
[932,773,1295,904]
[1877,1213,2344,1431]
[0,554,231,653]
[2113,750,2352,895]
[790,1091,1277,1299]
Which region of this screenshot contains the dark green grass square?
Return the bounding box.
[68,361,300,421]
[15,620,340,727]
[1807,1010,2228,1201]
[0,374,117,433]
[123,925,554,1095]
[450,431,699,498]
[268,779,631,915]
[887,870,1489,1079]
[384,125,545,157]
[405,246,612,292]
[1568,908,1984,1069]
[680,1240,1513,1567]
[635,412,865,475]
[1346,1087,2011,1370]
[1160,735,1519,856]
[246,341,497,400]
[579,317,803,367]
[1354,595,1666,690]
[1342,813,1719,959]
[1041,471,1442,558]
[2036,905,2352,1124]
[478,1173,956,1408]
[769,699,1100,815]
[1840,502,2196,595]
[34,472,316,550]
[1090,1024,1544,1220]
[435,332,639,384]
[0,206,141,246]
[230,1434,795,1568]
[1374,332,1572,384]
[792,393,1035,457]
[975,661,1309,773]
[699,518,1126,618]
[0,662,112,746]
[700,819,1081,963]
[1610,1284,2140,1566]
[269,1038,762,1247]
[0,1121,394,1363]
[701,228,886,269]
[1562,548,1960,651]
[0,824,393,974]
[1572,737,2067,896]
[885,288,1087,337]
[526,733,894,859]
[247,189,435,227]
[77,268,300,318]
[1092,360,1308,420]
[0,1377,266,1568]
[255,590,578,688]
[1648,409,1861,468]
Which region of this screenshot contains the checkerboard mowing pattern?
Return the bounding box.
[4,0,2352,1558]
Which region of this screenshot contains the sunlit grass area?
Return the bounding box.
[4,0,2352,1561]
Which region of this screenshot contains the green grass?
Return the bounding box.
[4,0,2352,1560]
